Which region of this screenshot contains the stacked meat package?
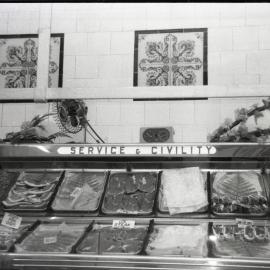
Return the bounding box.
[159,167,208,215]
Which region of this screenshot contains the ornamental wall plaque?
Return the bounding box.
[0,33,64,88]
[134,28,207,87]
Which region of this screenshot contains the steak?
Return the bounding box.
[52,171,106,211]
[15,223,85,253]
[77,225,147,255]
[2,171,60,210]
[102,172,158,214]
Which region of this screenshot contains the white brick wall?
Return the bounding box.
[145,102,170,126]
[64,33,88,56]
[63,56,76,79]
[96,101,121,125]
[259,26,270,49]
[219,3,246,27]
[120,101,145,125]
[2,104,25,127]
[25,103,49,120]
[1,3,270,143]
[169,101,195,125]
[111,32,134,55]
[233,27,259,51]
[208,28,233,52]
[75,56,98,79]
[88,33,111,55]
[0,104,2,126]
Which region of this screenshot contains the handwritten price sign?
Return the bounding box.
[112,220,135,229]
[1,212,22,229]
[44,236,57,244]
[236,218,254,228]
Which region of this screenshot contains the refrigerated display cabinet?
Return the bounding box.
[1,143,270,270]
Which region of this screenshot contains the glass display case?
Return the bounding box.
[0,143,270,270]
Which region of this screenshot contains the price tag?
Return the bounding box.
[236,218,254,228]
[1,212,22,229]
[71,187,82,198]
[112,220,135,229]
[44,236,57,244]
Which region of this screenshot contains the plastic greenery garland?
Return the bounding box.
[208,97,270,143]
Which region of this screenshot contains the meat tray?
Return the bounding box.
[0,170,20,202]
[51,170,108,212]
[2,171,63,211]
[211,170,269,216]
[101,171,159,215]
[76,222,148,255]
[158,170,208,215]
[0,223,30,252]
[210,221,270,258]
[14,222,86,254]
[145,223,208,257]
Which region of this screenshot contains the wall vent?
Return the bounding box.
[140,127,174,143]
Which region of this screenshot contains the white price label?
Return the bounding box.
[1,212,22,229]
[112,220,135,229]
[71,187,82,198]
[236,218,254,228]
[44,236,57,244]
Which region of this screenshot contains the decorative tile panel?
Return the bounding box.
[134,29,207,86]
[0,34,64,88]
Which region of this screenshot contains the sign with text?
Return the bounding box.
[236,218,254,228]
[44,236,57,244]
[57,145,216,156]
[1,212,22,229]
[112,220,135,229]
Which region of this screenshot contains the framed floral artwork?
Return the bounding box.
[134,28,207,86]
[0,33,64,88]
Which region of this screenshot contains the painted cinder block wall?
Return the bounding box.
[0,3,270,143]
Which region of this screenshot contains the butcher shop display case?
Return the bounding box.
[1,143,270,270]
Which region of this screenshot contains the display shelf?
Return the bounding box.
[1,143,270,270]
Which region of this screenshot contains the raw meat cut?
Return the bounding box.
[52,171,106,211]
[0,171,20,202]
[212,171,268,215]
[0,224,29,251]
[146,224,208,256]
[15,222,85,253]
[211,223,270,258]
[102,172,158,215]
[77,224,147,255]
[2,171,61,210]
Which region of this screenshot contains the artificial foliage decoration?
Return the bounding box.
[1,113,71,144]
[208,97,270,143]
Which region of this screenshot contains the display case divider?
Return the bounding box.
[261,169,270,217]
[97,170,111,215]
[126,163,132,172]
[207,222,215,258]
[139,218,154,255]
[8,219,41,252]
[153,171,162,216]
[71,220,95,254]
[207,171,212,217]
[47,170,66,213]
